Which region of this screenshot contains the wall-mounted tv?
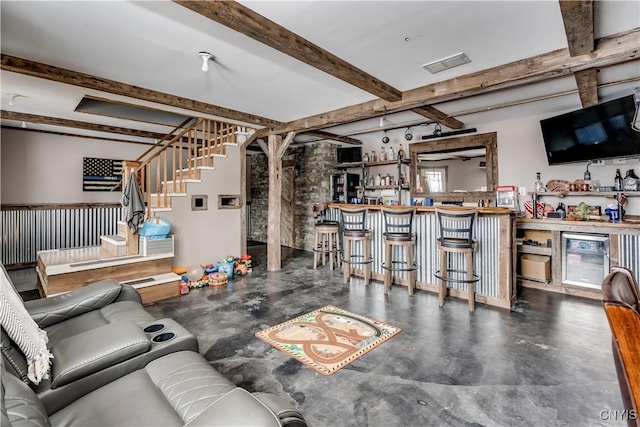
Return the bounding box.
[337,146,362,163]
[540,95,640,165]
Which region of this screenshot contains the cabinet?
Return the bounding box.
[336,159,410,204]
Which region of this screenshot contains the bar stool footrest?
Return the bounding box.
[434,269,479,284]
[381,261,418,273]
[341,255,374,266]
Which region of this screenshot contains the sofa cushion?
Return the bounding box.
[49,351,281,426]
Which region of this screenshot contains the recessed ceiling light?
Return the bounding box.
[422,52,471,74]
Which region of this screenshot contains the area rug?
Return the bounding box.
[255,305,401,375]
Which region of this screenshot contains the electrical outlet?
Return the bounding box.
[613,158,627,165]
[591,160,605,166]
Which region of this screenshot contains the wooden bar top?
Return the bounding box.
[518,217,640,234]
[328,203,515,215]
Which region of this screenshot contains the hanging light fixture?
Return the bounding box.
[198,51,214,72]
[404,127,413,141]
[433,123,442,137]
[382,130,390,144]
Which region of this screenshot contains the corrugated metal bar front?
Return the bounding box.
[619,234,640,285]
[1,206,121,265]
[329,208,501,297]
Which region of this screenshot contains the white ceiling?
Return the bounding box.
[1,1,639,146]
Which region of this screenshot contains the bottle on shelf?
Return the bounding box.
[362,151,369,163]
[398,144,404,160]
[371,150,377,162]
[623,168,639,191]
[387,146,394,161]
[374,174,382,187]
[614,169,623,191]
[533,172,546,193]
[379,147,387,161]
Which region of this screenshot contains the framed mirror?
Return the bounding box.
[409,132,498,203]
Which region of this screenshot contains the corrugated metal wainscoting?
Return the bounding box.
[1,204,121,266]
[619,234,640,285]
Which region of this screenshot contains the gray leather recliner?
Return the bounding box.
[1,274,198,414]
[2,350,307,427]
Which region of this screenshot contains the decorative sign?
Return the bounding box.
[82,157,123,191]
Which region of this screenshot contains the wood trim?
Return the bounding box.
[300,130,362,145]
[267,134,282,271]
[275,28,640,133]
[257,138,269,156]
[0,126,156,147]
[173,1,402,102]
[1,202,121,211]
[0,54,282,128]
[411,106,464,130]
[574,68,599,107]
[559,0,594,57]
[1,111,167,139]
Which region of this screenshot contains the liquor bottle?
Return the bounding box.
[533,172,546,193]
[362,151,369,163]
[398,144,404,160]
[623,169,639,191]
[370,150,377,162]
[379,147,387,161]
[387,146,394,161]
[614,169,623,191]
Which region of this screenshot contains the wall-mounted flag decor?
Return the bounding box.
[83,157,123,191]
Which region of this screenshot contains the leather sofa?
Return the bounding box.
[1,275,198,414]
[1,268,307,426]
[2,350,307,426]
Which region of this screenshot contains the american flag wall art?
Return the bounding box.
[82,157,123,191]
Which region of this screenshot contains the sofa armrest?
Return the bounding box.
[114,283,143,305]
[50,322,150,388]
[24,279,123,327]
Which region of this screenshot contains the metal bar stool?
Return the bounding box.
[339,206,373,284]
[434,206,479,311]
[313,203,341,270]
[381,206,418,296]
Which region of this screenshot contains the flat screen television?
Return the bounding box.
[337,146,362,163]
[540,95,640,165]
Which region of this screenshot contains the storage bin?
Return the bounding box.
[521,254,551,281]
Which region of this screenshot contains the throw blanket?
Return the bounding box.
[121,171,145,233]
[0,269,53,384]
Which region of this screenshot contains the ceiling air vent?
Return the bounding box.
[422,52,471,74]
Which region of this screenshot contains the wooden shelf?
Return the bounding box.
[530,191,640,198]
[517,244,552,256]
[360,185,410,190]
[336,159,410,169]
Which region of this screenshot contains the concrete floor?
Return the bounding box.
[138,245,626,427]
[7,245,625,426]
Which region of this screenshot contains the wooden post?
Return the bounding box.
[267,134,282,271]
[240,144,248,256]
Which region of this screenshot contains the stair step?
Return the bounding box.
[120,272,181,304]
[100,235,127,257]
[149,193,172,208]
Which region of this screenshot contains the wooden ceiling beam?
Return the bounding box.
[1,111,167,139]
[275,28,640,134]
[173,0,402,102]
[410,106,464,130]
[0,54,282,128]
[301,130,362,145]
[559,0,594,57]
[0,126,155,146]
[574,68,599,107]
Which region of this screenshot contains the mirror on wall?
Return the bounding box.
[409,132,498,203]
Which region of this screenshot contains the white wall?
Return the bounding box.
[1,129,146,204]
[159,146,242,268]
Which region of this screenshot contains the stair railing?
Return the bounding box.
[129,118,241,218]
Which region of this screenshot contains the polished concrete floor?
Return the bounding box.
[139,245,625,427]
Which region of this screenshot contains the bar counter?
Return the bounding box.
[327,203,517,309]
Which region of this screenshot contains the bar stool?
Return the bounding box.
[381,206,418,296]
[339,206,373,284]
[434,206,479,311]
[313,203,341,270]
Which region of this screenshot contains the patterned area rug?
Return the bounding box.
[255,305,401,375]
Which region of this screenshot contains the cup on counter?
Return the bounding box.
[425,198,434,206]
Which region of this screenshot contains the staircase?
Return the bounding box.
[96,118,250,303]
